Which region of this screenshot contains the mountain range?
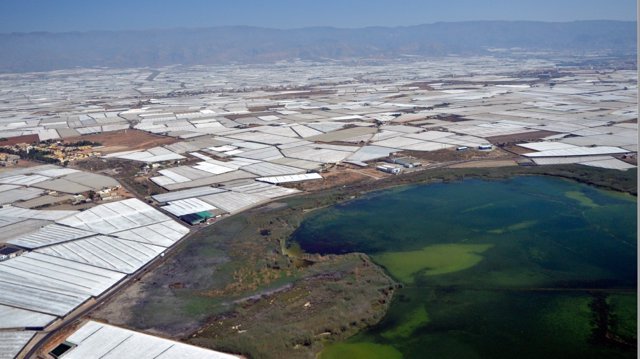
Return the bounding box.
[0,21,636,72]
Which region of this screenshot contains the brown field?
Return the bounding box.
[65,129,179,154]
[434,114,472,122]
[285,167,376,192]
[0,160,41,174]
[403,147,516,163]
[448,159,519,168]
[502,144,535,155]
[616,154,637,165]
[13,159,41,168]
[247,105,285,112]
[0,134,39,145]
[254,89,336,100]
[485,130,558,145]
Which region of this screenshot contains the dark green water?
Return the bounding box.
[289,176,637,359]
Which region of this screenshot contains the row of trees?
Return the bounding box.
[0,147,60,164]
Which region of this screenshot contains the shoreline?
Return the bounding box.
[287,167,637,359]
[89,164,637,359]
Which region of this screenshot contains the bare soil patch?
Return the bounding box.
[403,147,516,163]
[65,129,178,154]
[0,134,39,145]
[448,159,519,168]
[485,130,557,145]
[286,167,375,192]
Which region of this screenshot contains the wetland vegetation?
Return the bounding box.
[291,176,637,359]
[92,165,636,359]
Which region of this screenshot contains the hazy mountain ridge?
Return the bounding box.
[0,21,635,72]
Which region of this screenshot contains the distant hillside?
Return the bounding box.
[0,21,636,72]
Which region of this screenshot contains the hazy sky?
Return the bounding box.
[0,0,636,33]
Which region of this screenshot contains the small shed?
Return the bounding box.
[180,213,206,225]
[0,246,23,261]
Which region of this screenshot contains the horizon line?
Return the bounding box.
[1,19,636,36]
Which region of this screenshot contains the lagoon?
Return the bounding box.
[290,176,637,359]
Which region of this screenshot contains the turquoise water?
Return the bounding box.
[290,176,637,359]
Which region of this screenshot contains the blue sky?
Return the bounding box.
[0,0,636,33]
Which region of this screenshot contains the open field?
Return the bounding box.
[448,159,519,168]
[65,129,179,154]
[485,130,558,144]
[403,147,516,163]
[91,191,397,359]
[285,167,376,192]
[0,134,39,146]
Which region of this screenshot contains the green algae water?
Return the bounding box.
[289,176,637,359]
